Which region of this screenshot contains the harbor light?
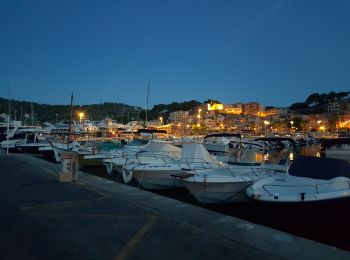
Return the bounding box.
[264,120,270,136]
[79,112,84,124]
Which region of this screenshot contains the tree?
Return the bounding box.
[335,92,350,101]
[305,93,321,106]
[203,99,221,104]
[289,102,309,110]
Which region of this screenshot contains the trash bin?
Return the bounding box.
[58,151,79,182]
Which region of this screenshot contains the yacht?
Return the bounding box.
[121,143,224,189]
[246,156,350,203]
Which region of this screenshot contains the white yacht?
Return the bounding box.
[246,156,350,203]
[181,158,288,204]
[121,143,224,189]
[321,138,350,162]
[202,133,241,153]
[0,126,48,152]
[103,141,181,175]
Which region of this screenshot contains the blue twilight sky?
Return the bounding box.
[0,0,350,108]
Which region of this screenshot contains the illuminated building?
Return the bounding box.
[169,110,189,123]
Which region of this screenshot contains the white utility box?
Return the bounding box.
[58,151,79,182]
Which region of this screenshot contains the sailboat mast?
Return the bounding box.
[67,92,73,150]
[7,86,11,155]
[145,78,150,127]
[31,103,34,125]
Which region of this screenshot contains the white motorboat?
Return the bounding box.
[1,126,48,152]
[246,156,350,203]
[44,141,81,163]
[84,139,151,171]
[121,143,224,189]
[203,133,241,153]
[321,138,350,162]
[103,141,182,175]
[181,160,287,204]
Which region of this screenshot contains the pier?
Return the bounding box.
[1,150,349,260]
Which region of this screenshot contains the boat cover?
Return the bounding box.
[181,143,218,163]
[142,142,182,153]
[204,133,241,140]
[320,138,350,148]
[289,156,350,180]
[254,137,297,146]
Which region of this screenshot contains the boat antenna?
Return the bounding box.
[67,92,74,150]
[145,78,150,128]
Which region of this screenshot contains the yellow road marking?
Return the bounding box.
[114,215,157,260]
[26,213,155,219]
[20,197,105,211]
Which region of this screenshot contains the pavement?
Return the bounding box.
[0,149,349,260]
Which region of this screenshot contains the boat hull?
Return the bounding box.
[182,180,251,203]
[131,167,185,190]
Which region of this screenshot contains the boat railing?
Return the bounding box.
[240,168,275,183]
[262,180,350,196]
[132,151,181,165]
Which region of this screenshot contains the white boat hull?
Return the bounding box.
[247,175,350,203]
[182,180,250,203]
[126,165,185,189]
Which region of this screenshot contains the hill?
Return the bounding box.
[0,97,203,124]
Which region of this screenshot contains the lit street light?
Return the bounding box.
[264,120,270,136]
[79,112,84,124]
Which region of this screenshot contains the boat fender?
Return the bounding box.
[122,167,134,183]
[273,193,279,200]
[300,192,306,201]
[106,162,113,175]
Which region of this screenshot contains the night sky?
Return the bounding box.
[1,0,349,108]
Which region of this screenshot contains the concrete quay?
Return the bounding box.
[1,150,349,260]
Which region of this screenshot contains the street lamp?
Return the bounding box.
[79,112,84,124]
[290,120,294,131]
[264,120,270,136]
[159,116,163,125]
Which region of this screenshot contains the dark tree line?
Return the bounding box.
[289,91,350,114]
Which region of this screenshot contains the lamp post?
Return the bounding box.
[264,120,270,136]
[79,112,84,124]
[290,120,294,132]
[159,116,163,125]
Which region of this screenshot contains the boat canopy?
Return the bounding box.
[181,143,218,163]
[254,137,297,145]
[142,142,182,153]
[320,138,350,148]
[289,156,350,180]
[204,133,241,140]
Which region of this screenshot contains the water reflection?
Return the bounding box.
[226,144,323,164]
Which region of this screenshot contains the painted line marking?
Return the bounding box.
[20,197,105,211]
[114,215,157,260]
